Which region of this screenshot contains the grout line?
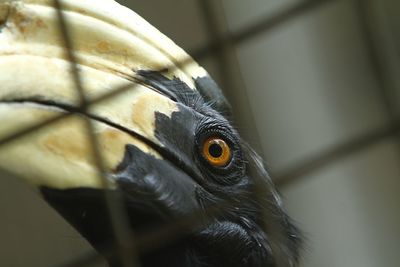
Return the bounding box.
[276,121,400,188]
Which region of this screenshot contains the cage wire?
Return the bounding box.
[0,0,397,266]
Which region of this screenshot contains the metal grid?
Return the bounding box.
[0,0,397,266]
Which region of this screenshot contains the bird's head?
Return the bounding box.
[0,0,301,266]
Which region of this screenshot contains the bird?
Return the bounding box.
[0,0,302,266]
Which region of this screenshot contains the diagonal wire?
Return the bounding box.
[0,82,132,148]
[0,0,342,266]
[195,0,275,254]
[52,185,254,267]
[354,0,400,150]
[54,250,103,267]
[48,0,340,266]
[192,0,336,60]
[196,0,265,156]
[274,0,400,188]
[53,1,140,266]
[275,120,400,188]
[0,0,336,150]
[230,0,335,44]
[53,119,400,267]
[18,0,396,265]
[1,115,395,267]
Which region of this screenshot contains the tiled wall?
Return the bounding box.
[284,139,400,267]
[234,0,390,172]
[220,0,400,267]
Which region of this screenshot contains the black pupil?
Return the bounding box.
[209,143,223,158]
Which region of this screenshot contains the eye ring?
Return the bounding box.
[202,136,232,167]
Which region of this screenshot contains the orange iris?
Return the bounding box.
[202,137,231,167]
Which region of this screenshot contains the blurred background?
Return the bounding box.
[1,0,399,266]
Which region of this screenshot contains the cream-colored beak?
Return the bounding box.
[0,0,207,189]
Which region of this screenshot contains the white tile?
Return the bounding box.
[234,0,389,172]
[368,0,400,115]
[119,0,209,51]
[221,0,299,32]
[282,139,400,267]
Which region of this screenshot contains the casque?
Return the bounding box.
[0,1,302,266]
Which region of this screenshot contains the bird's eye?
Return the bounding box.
[202,136,232,167]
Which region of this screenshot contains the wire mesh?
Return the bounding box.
[52,1,140,266]
[0,0,397,266]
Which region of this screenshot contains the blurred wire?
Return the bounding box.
[3,0,397,266]
[196,0,264,154]
[0,0,337,150]
[191,0,336,60]
[53,1,140,266]
[354,0,400,148]
[276,120,400,187]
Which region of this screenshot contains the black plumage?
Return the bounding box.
[42,71,302,267]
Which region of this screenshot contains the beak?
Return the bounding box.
[0,0,205,190]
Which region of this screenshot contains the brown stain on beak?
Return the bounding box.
[42,123,96,167]
[42,117,159,173]
[11,7,47,35]
[96,41,111,53]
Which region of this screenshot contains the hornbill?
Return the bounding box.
[0,0,301,266]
